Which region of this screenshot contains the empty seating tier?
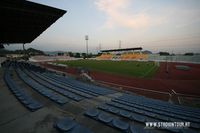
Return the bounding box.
[85,109,153,133]
[42,73,115,95]
[16,68,69,105]
[23,69,84,101]
[4,69,43,111]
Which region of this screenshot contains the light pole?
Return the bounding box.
[85,35,89,58]
[119,40,121,49]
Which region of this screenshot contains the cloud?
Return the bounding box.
[94,0,150,29]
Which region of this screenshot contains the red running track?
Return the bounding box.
[41,62,200,97]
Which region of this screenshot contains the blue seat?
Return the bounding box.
[55,117,77,132]
[112,119,129,131]
[122,105,133,111]
[114,102,124,108]
[190,122,200,129]
[70,125,93,133]
[27,102,43,111]
[108,106,119,114]
[130,125,152,133]
[85,109,100,117]
[98,113,113,124]
[29,70,85,102]
[56,98,69,105]
[119,110,132,118]
[68,94,75,99]
[145,112,157,118]
[181,128,199,133]
[21,98,34,105]
[55,117,94,133]
[15,92,22,97]
[166,128,181,133]
[131,113,146,123]
[73,96,83,101]
[98,104,109,110]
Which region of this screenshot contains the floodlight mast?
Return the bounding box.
[119,40,121,49]
[85,35,89,58]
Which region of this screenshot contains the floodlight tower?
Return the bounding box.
[85,35,89,58]
[119,40,121,49]
[99,43,101,52]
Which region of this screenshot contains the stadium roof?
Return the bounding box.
[0,0,66,44]
[101,47,142,52]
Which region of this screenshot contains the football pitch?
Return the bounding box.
[57,60,159,78]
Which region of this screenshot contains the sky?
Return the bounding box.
[6,0,200,54]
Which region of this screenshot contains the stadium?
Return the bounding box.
[0,0,200,133]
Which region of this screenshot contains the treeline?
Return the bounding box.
[159,52,198,56]
[0,48,45,57]
[67,52,98,58]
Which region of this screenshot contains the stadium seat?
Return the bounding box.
[115,94,200,124]
[27,101,43,111]
[98,104,109,110]
[70,125,93,133]
[55,117,77,132]
[112,119,129,131]
[130,125,152,133]
[108,106,120,114]
[131,113,146,123]
[98,113,114,124]
[85,109,100,117]
[119,110,132,118]
[55,117,93,133]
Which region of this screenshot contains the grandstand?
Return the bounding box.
[1,60,200,133]
[97,47,148,60]
[1,0,200,133]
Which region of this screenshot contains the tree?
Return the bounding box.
[184,53,194,56]
[159,52,170,56]
[68,52,74,57]
[87,53,93,58]
[74,53,80,58]
[81,53,86,59]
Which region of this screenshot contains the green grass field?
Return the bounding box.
[57,60,158,78]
